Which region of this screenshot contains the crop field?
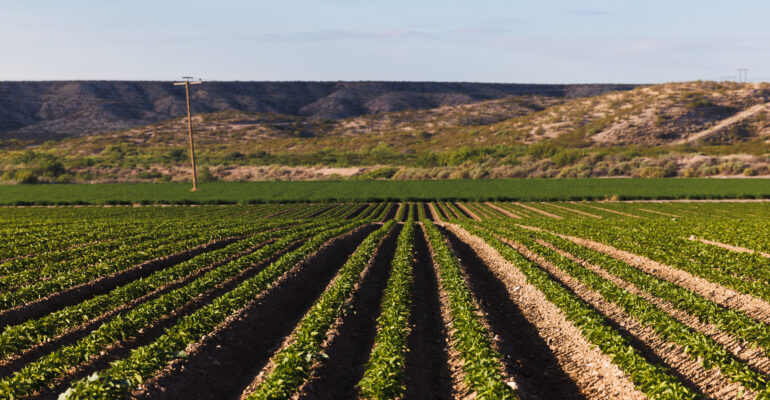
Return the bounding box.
[2,201,770,399]
[3,178,770,205]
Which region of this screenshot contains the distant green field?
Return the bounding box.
[1,178,769,205]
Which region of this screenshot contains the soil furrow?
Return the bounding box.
[484,202,522,219]
[689,236,770,258]
[455,203,481,221]
[297,224,401,399]
[575,203,642,218]
[403,224,455,400]
[383,203,399,221]
[440,227,585,400]
[428,203,444,221]
[546,203,602,219]
[441,223,645,400]
[540,239,770,376]
[26,237,304,400]
[132,224,377,400]
[502,236,753,400]
[422,202,435,221]
[345,204,369,219]
[0,235,246,330]
[538,228,770,325]
[0,240,273,377]
[514,202,563,219]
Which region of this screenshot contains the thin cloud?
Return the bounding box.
[567,9,611,16]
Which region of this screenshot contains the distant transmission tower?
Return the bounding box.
[174,77,203,191]
[738,69,749,83]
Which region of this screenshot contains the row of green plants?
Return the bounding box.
[358,221,415,398]
[538,218,770,305]
[422,220,516,399]
[462,221,697,399]
[0,222,256,310]
[488,222,769,393]
[247,221,395,399]
[61,221,367,399]
[1,220,360,398]
[530,226,770,361]
[0,219,316,359]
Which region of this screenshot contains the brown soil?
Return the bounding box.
[546,203,603,219]
[383,203,399,221]
[636,208,681,218]
[484,202,522,219]
[421,226,472,399]
[344,204,369,219]
[297,224,401,399]
[514,202,563,219]
[0,239,272,376]
[575,203,642,218]
[26,237,304,400]
[541,239,770,376]
[441,223,645,400]
[133,224,377,400]
[545,229,770,325]
[455,203,481,221]
[689,237,770,258]
[450,203,471,219]
[440,227,584,400]
[421,202,435,221]
[0,235,245,330]
[403,224,455,399]
[468,203,492,219]
[427,203,444,222]
[503,236,754,400]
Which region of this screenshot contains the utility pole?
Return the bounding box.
[738,69,748,83]
[174,77,203,191]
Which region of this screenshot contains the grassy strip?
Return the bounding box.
[534,227,770,360]
[0,221,353,398]
[461,221,697,399]
[244,221,395,399]
[357,222,415,398]
[489,222,768,393]
[422,220,516,399]
[0,220,315,359]
[60,221,364,399]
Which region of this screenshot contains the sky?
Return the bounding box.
[2,0,770,83]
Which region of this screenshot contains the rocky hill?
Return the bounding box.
[0,81,637,140]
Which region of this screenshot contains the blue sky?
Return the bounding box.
[2,0,770,83]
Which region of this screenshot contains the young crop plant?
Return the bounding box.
[461,221,698,400]
[358,222,415,398]
[488,222,768,393]
[247,220,396,399]
[422,220,517,399]
[6,221,360,399]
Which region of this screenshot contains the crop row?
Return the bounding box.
[422,220,516,399]
[60,220,366,399]
[358,220,415,398]
[462,221,697,399]
[485,222,769,393]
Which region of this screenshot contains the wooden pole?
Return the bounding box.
[174,79,202,191]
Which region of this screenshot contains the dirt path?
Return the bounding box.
[441,223,645,400]
[503,237,752,400]
[677,102,770,144]
[513,202,563,219]
[689,236,770,258]
[484,202,522,219]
